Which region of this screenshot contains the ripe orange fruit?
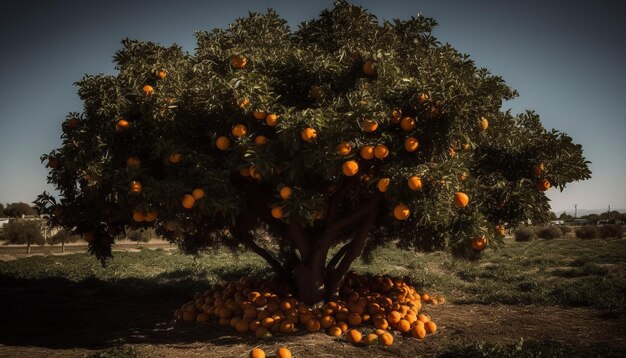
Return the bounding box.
[254,135,268,145]
[239,98,250,109]
[347,312,362,326]
[306,319,321,332]
[536,178,551,191]
[404,137,419,152]
[342,160,359,176]
[534,163,545,177]
[47,157,60,169]
[495,224,506,236]
[320,315,335,329]
[249,166,262,179]
[253,110,266,120]
[337,142,352,156]
[418,92,430,103]
[182,194,195,209]
[411,323,427,339]
[168,153,182,164]
[449,147,456,157]
[116,119,129,131]
[301,127,317,142]
[250,348,265,358]
[390,108,402,124]
[65,117,80,129]
[480,116,489,131]
[192,188,205,200]
[156,70,167,79]
[453,192,469,208]
[397,319,411,333]
[379,332,394,346]
[400,116,416,131]
[472,236,487,250]
[374,145,389,159]
[377,178,390,192]
[408,176,423,191]
[144,209,158,222]
[132,210,144,222]
[310,85,323,101]
[143,85,154,95]
[363,60,376,76]
[279,187,292,200]
[126,156,141,169]
[425,320,437,333]
[393,204,410,220]
[362,119,378,132]
[230,55,247,69]
[276,347,291,358]
[347,329,362,344]
[360,146,375,160]
[129,181,142,194]
[265,113,279,126]
[271,206,283,219]
[232,124,247,137]
[364,333,378,345]
[216,136,231,150]
[84,232,95,242]
[327,325,342,337]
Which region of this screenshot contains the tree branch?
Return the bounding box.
[237,231,287,276]
[327,239,352,269]
[287,221,311,262]
[322,191,384,244]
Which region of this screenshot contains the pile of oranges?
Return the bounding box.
[174,272,442,349]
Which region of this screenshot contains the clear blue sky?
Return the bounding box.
[0,0,624,214]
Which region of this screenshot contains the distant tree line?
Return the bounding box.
[1,202,38,218]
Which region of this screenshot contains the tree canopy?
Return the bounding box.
[36,1,590,303]
[3,202,38,218]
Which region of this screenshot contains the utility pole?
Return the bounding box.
[574,204,577,219]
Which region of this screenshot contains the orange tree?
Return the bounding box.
[37,1,590,304]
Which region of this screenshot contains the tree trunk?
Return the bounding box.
[294,248,328,305]
[26,243,30,255]
[61,241,65,253]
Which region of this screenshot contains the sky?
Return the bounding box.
[0,0,624,214]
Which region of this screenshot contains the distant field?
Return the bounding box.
[0,236,625,357]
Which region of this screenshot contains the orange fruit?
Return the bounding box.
[360,146,375,160]
[239,167,251,177]
[254,135,268,145]
[182,194,196,209]
[327,325,342,337]
[425,320,437,334]
[320,315,335,329]
[144,209,158,223]
[376,178,390,193]
[418,92,430,103]
[265,113,279,126]
[249,166,262,179]
[472,236,487,250]
[400,117,416,131]
[411,323,426,339]
[129,181,142,194]
[238,98,250,109]
[453,192,469,208]
[271,206,283,219]
[390,108,402,124]
[143,85,154,95]
[342,160,359,176]
[495,224,506,236]
[480,116,489,131]
[364,333,378,345]
[374,145,389,159]
[250,348,265,358]
[279,187,292,200]
[301,127,317,142]
[192,188,205,200]
[168,153,182,164]
[393,204,410,220]
[47,157,60,169]
[337,142,352,156]
[306,319,321,332]
[310,85,322,101]
[132,210,145,222]
[347,329,362,344]
[216,136,231,150]
[347,313,362,326]
[387,311,402,324]
[397,319,411,333]
[379,332,394,346]
[536,179,551,191]
[362,119,378,132]
[126,156,141,169]
[232,124,247,137]
[407,176,423,191]
[276,347,291,358]
[254,326,269,339]
[230,55,247,69]
[156,70,167,79]
[253,110,266,120]
[404,137,419,152]
[116,119,129,131]
[363,60,376,76]
[65,117,80,129]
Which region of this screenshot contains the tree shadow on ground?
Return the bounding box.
[0,270,265,349]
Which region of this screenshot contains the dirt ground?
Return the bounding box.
[1,303,624,358]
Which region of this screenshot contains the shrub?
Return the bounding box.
[2,220,45,254]
[575,226,599,240]
[537,226,562,240]
[125,228,155,243]
[514,228,536,242]
[599,224,624,239]
[559,226,572,235]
